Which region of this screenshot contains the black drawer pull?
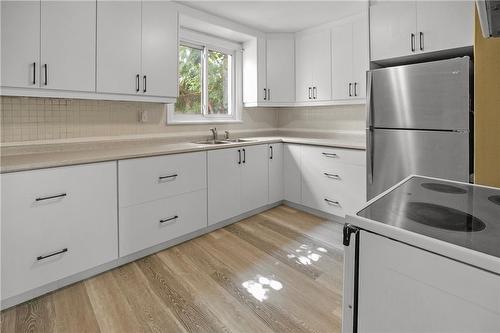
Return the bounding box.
[270,146,273,160]
[324,173,341,180]
[160,215,178,224]
[37,248,68,261]
[324,198,341,206]
[35,193,67,202]
[322,152,338,158]
[158,174,178,181]
[242,148,246,164]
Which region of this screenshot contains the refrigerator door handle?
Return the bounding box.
[342,224,360,333]
[367,128,374,185]
[366,70,373,128]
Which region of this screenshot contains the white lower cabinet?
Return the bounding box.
[284,144,302,204]
[118,152,206,207]
[208,144,269,226]
[119,190,207,257]
[1,162,118,301]
[284,144,366,217]
[301,145,366,217]
[268,143,284,203]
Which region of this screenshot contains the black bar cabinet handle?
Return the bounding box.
[242,148,246,164]
[35,193,67,202]
[32,62,36,85]
[322,152,338,158]
[143,75,147,93]
[238,149,241,164]
[349,83,352,97]
[324,198,341,206]
[43,64,48,85]
[160,215,178,224]
[264,88,267,100]
[37,248,68,261]
[158,174,178,181]
[354,82,358,97]
[308,87,312,99]
[313,86,317,99]
[410,33,415,52]
[270,146,273,160]
[419,32,424,51]
[324,172,341,180]
[136,74,140,92]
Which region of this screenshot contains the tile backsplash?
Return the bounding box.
[0,96,366,145]
[0,96,278,144]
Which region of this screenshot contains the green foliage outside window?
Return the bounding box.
[176,44,230,115]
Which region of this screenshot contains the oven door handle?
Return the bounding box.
[342,224,360,333]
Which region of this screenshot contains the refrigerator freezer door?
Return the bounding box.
[369,57,470,130]
[367,129,469,200]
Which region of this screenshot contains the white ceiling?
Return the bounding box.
[178,1,367,33]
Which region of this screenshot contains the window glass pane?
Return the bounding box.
[176,45,202,114]
[207,50,231,115]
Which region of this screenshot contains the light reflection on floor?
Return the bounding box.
[287,244,328,266]
[242,275,284,302]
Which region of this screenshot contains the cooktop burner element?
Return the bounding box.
[406,202,486,232]
[421,182,468,194]
[488,195,500,206]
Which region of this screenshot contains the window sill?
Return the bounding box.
[167,118,244,125]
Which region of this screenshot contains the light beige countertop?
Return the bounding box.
[1,134,365,173]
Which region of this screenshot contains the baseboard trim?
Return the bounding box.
[1,201,283,310]
[283,200,346,225]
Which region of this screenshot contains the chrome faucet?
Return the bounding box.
[210,128,218,141]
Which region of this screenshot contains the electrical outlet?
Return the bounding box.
[139,110,148,123]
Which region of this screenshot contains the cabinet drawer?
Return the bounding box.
[302,145,365,167]
[119,189,207,257]
[1,162,118,300]
[302,161,366,217]
[119,152,206,207]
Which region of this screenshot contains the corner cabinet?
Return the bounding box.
[208,145,269,225]
[331,13,369,101]
[295,28,332,102]
[97,0,178,98]
[1,0,96,92]
[370,1,473,62]
[243,34,295,106]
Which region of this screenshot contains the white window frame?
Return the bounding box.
[167,28,243,124]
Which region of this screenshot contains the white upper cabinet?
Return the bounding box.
[97,1,142,95]
[243,34,294,105]
[332,13,369,101]
[370,1,417,62]
[98,0,178,98]
[370,1,473,62]
[416,1,473,54]
[265,34,295,103]
[40,1,96,92]
[140,1,178,98]
[1,1,40,88]
[295,28,331,102]
[1,1,95,92]
[295,33,314,102]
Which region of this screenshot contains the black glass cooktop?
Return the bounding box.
[357,176,500,259]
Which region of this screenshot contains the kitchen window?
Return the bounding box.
[168,29,242,124]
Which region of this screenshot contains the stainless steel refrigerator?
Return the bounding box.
[366,57,473,200]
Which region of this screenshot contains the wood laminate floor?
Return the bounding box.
[1,205,345,333]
